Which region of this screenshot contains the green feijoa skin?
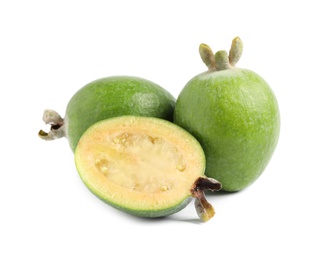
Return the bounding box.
[74,116,221,221]
[38,76,175,151]
[174,37,280,192]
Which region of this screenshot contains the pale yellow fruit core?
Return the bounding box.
[75,116,205,211]
[93,132,187,193]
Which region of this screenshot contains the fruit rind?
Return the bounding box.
[87,187,192,218]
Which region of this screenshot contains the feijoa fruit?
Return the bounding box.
[39,76,175,151]
[75,116,221,221]
[174,37,280,191]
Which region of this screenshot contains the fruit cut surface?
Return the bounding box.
[75,116,206,218]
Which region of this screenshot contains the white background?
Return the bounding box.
[1,1,326,259]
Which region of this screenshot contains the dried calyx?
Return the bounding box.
[191,177,222,222]
[199,36,243,71]
[38,109,65,140]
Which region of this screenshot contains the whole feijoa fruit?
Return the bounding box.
[174,37,280,192]
[75,116,221,221]
[39,76,175,151]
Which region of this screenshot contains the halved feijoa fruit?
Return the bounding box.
[75,116,221,221]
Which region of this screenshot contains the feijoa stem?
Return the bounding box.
[191,177,222,222]
[199,36,243,71]
[38,109,65,140]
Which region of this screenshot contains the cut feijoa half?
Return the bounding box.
[74,116,221,221]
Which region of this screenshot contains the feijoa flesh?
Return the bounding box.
[75,116,221,221]
[39,76,175,151]
[174,37,280,191]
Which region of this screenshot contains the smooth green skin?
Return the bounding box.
[174,68,280,191]
[91,190,192,218]
[65,76,175,151]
